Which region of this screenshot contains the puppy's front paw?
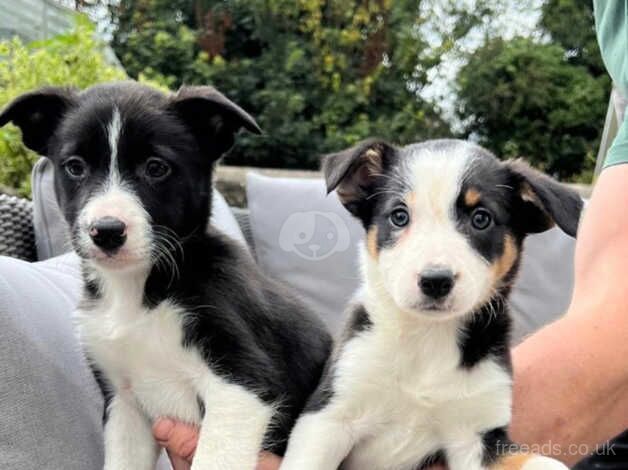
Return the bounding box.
[521,455,568,470]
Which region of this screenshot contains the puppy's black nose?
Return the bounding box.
[89,217,127,252]
[419,268,454,299]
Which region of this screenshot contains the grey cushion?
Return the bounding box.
[31,158,71,261]
[247,173,365,333]
[246,172,577,341]
[0,253,173,469]
[0,253,103,470]
[31,157,247,260]
[510,227,577,344]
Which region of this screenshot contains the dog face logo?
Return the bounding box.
[279,211,351,261]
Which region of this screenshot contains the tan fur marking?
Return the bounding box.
[364,148,381,167]
[464,188,482,206]
[491,233,518,282]
[337,147,383,204]
[489,452,533,470]
[367,226,379,259]
[520,182,555,229]
[520,182,539,204]
[404,191,416,207]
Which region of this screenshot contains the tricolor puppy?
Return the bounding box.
[0,82,332,470]
[281,139,582,470]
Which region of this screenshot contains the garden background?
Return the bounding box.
[0,0,608,197]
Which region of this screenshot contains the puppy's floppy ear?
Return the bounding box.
[322,138,395,216]
[506,159,583,237]
[0,87,77,155]
[169,86,261,160]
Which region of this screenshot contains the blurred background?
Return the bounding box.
[0,0,608,198]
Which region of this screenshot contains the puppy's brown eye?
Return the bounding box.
[145,158,171,180]
[471,208,492,230]
[63,157,87,180]
[390,208,410,227]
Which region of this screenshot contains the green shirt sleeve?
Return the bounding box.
[603,113,628,168]
[594,1,628,168]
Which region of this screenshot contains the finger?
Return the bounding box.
[256,451,282,470]
[152,418,199,462]
[167,450,192,470]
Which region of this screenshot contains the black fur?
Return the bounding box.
[481,426,511,466]
[345,304,373,340]
[416,450,446,470]
[458,299,513,371]
[318,138,582,468]
[303,355,336,414]
[0,81,332,456]
[322,138,398,227]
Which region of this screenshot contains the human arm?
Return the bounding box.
[510,164,628,466]
[152,419,282,470]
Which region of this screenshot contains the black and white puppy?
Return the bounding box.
[0,82,332,470]
[281,139,582,470]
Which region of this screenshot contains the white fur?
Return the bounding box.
[521,456,569,470]
[76,109,152,270]
[77,267,273,470]
[378,145,493,320]
[282,289,513,470]
[104,392,159,470]
[79,109,273,470]
[78,187,153,270]
[107,107,123,186]
[283,143,566,470]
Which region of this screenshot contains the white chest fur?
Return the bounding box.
[336,317,512,470]
[80,271,275,470]
[76,274,209,425]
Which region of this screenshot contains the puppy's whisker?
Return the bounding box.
[366,189,408,201]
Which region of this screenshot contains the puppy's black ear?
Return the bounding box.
[0,87,77,155]
[323,139,395,216]
[506,159,583,237]
[169,86,261,160]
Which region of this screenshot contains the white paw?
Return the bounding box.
[521,455,569,470]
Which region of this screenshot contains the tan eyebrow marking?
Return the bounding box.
[491,233,519,283]
[404,191,416,207]
[464,188,481,206]
[366,225,379,259]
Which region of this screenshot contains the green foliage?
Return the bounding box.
[541,0,605,76]
[0,17,126,197]
[457,21,610,180]
[110,0,450,168]
[2,0,607,194]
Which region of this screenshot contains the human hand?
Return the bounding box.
[152,418,282,470]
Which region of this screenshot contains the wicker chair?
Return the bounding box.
[0,193,36,262]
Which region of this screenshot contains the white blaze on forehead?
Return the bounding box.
[107,107,122,186]
[75,106,153,269]
[406,143,475,221]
